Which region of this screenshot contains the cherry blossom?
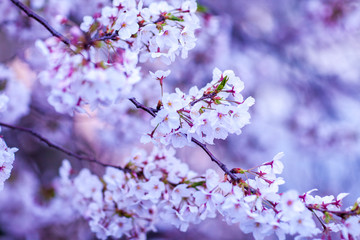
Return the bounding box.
[0,129,17,191]
[1,0,360,239]
[144,68,254,147]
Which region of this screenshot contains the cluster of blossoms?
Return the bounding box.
[36,0,199,115]
[142,68,255,147]
[0,67,19,191]
[300,190,360,239]
[0,64,30,123]
[56,147,197,239]
[54,146,360,239]
[0,133,17,191]
[2,0,360,239]
[80,0,199,64]
[37,37,140,114]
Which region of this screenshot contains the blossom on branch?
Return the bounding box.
[143,68,254,147]
[0,130,17,191]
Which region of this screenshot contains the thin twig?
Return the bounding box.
[128,98,240,182]
[309,208,327,232]
[92,31,119,42]
[190,92,217,106]
[129,98,157,117]
[307,204,360,219]
[0,122,127,171]
[190,137,239,181]
[10,0,71,46]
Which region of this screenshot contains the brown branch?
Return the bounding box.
[10,0,71,46]
[307,204,360,219]
[92,31,119,42]
[190,92,217,106]
[129,98,157,117]
[0,122,128,171]
[309,208,328,232]
[190,138,239,181]
[128,98,240,182]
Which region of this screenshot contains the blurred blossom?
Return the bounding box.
[1,0,360,239]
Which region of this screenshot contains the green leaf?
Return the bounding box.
[351,201,359,211]
[324,211,332,224]
[197,4,208,13]
[167,14,184,22]
[214,98,222,105]
[189,181,206,188]
[215,76,228,92]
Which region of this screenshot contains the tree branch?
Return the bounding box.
[309,209,327,232]
[10,0,71,46]
[307,204,360,219]
[190,137,240,181]
[0,122,128,171]
[92,31,119,42]
[129,98,157,117]
[190,92,217,106]
[128,98,240,182]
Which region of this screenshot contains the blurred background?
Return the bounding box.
[1,0,360,239]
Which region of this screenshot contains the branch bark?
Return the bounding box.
[92,31,119,42]
[307,204,360,219]
[129,98,157,117]
[10,0,71,46]
[190,92,217,106]
[0,121,127,171]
